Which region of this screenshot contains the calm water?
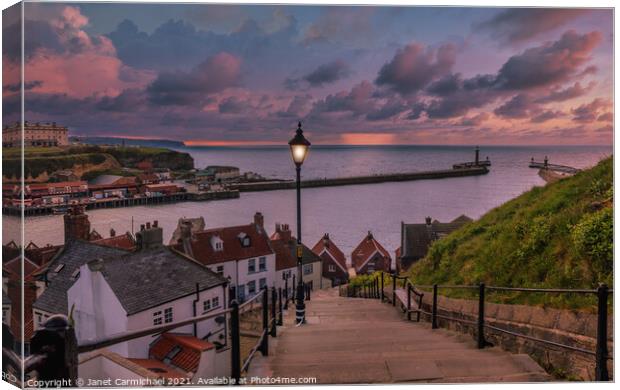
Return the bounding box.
[4,145,611,257]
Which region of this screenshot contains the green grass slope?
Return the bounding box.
[409,157,613,309]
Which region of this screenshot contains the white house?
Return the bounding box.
[67,222,229,359]
[173,213,276,303]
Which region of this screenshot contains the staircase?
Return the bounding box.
[248,288,551,384]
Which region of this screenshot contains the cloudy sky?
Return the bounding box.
[2,3,613,145]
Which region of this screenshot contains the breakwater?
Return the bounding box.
[230,166,489,192]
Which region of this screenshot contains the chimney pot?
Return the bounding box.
[254,212,264,228]
[140,224,145,231]
[425,216,432,225]
[109,228,116,237]
[153,220,158,228]
[146,222,151,229]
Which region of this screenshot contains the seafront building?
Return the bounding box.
[2,121,69,147]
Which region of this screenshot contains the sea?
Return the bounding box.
[3,145,612,257]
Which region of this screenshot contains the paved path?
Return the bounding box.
[248,288,551,384]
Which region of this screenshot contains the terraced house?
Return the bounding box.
[351,232,392,274]
[173,212,276,303]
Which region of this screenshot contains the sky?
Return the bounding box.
[2,3,614,145]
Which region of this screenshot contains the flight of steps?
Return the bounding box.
[247,288,551,384]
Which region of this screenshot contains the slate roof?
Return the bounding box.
[270,236,322,271]
[32,240,129,314]
[400,215,472,261]
[93,247,227,315]
[311,234,348,272]
[351,232,391,271]
[176,223,273,266]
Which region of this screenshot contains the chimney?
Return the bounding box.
[64,205,91,243]
[135,220,163,250]
[367,231,373,240]
[278,223,292,241]
[254,212,264,229]
[109,228,116,237]
[425,216,432,226]
[323,233,330,248]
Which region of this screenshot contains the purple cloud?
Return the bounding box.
[375,42,456,95]
[474,8,589,44]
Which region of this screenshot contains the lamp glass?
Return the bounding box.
[290,144,309,165]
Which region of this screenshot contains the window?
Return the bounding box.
[216,266,224,275]
[303,264,313,275]
[215,242,222,250]
[53,264,64,273]
[212,296,220,308]
[259,278,266,290]
[71,269,80,279]
[164,308,173,323]
[248,280,256,295]
[153,311,163,325]
[203,300,211,312]
[328,264,336,272]
[164,346,182,364]
[259,257,267,272]
[248,259,256,274]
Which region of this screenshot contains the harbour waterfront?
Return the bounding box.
[4,145,611,256]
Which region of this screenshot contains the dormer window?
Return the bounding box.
[238,232,251,247]
[210,235,224,252]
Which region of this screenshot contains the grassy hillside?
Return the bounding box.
[408,157,613,309]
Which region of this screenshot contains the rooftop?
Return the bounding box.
[351,232,391,270]
[149,332,215,373]
[89,246,227,315]
[311,233,348,272]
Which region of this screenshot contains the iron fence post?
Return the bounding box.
[260,287,269,356]
[271,287,277,337]
[380,272,384,301]
[392,274,396,306]
[307,283,311,301]
[432,284,438,329]
[284,278,289,309]
[477,283,486,349]
[407,283,412,321]
[595,283,609,381]
[230,300,241,383]
[278,287,283,326]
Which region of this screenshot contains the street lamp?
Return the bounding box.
[289,122,310,325]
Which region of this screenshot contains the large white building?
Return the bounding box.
[2,121,69,148]
[173,213,276,303]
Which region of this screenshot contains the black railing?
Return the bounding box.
[339,274,381,299]
[7,282,314,386]
[377,273,613,381]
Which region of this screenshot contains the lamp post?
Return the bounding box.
[289,121,311,325]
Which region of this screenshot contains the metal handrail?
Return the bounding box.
[239,288,266,311]
[241,329,267,373]
[78,307,231,353]
[378,276,613,381]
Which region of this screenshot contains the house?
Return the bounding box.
[173,213,276,303]
[68,221,229,359]
[25,181,88,204]
[351,232,392,274]
[396,215,472,272]
[3,255,47,355]
[88,177,139,199]
[31,240,131,329]
[269,223,327,293]
[144,183,182,196]
[312,233,348,286]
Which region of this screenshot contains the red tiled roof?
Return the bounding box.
[127,359,189,380]
[28,181,87,190]
[3,256,40,279]
[177,223,273,266]
[6,278,37,342]
[93,233,136,251]
[311,235,347,271]
[351,232,391,270]
[149,333,215,373]
[25,244,62,266]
